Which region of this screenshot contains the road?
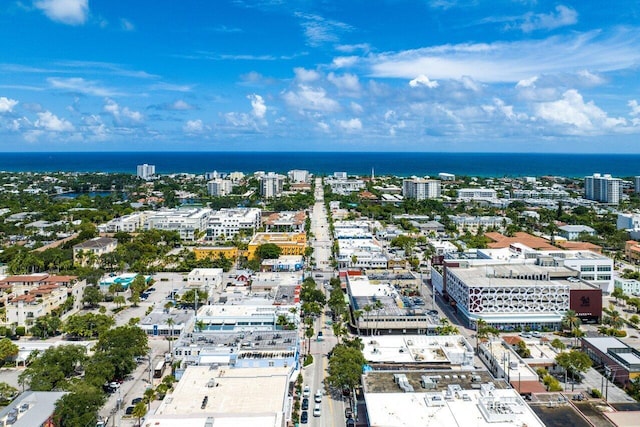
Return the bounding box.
[299,177,347,427]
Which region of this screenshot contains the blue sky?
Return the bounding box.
[1,0,639,152]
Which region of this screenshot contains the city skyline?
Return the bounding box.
[1,0,639,153]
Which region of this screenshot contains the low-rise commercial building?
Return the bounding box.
[246,232,307,259]
[582,337,640,388]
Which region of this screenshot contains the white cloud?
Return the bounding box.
[328,72,361,93]
[350,102,363,114]
[294,68,321,83]
[282,85,340,113]
[35,111,74,132]
[409,74,439,88]
[338,118,362,131]
[369,29,640,83]
[249,94,267,119]
[518,5,578,33]
[534,89,626,133]
[516,76,538,88]
[0,97,18,113]
[120,18,135,31]
[169,100,194,111]
[629,100,640,116]
[332,56,358,69]
[184,119,204,134]
[82,114,109,140]
[103,99,143,123]
[576,70,605,86]
[295,12,352,47]
[34,0,89,26]
[48,77,121,97]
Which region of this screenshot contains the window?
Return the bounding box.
[597,265,611,272]
[581,266,595,272]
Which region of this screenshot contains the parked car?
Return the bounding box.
[302,397,309,410]
[300,410,308,424]
[345,407,353,419]
[314,389,322,403]
[125,406,134,416]
[303,385,310,397]
[313,403,321,417]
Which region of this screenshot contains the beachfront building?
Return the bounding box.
[325,175,365,195]
[402,178,441,200]
[144,207,212,241]
[457,188,498,201]
[136,163,155,180]
[287,169,310,183]
[259,172,285,198]
[263,210,306,232]
[584,173,622,205]
[438,172,455,181]
[206,178,233,196]
[206,207,261,240]
[97,212,148,233]
[246,232,307,259]
[72,237,117,267]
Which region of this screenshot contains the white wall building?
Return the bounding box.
[457,188,498,200]
[584,173,621,205]
[98,212,148,233]
[207,178,233,196]
[144,207,212,241]
[402,178,441,200]
[558,225,596,241]
[438,172,455,181]
[187,268,223,290]
[259,173,285,198]
[136,163,155,180]
[325,176,365,195]
[207,208,261,239]
[617,213,640,230]
[614,277,640,296]
[287,169,310,183]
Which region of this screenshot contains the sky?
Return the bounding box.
[0,0,639,153]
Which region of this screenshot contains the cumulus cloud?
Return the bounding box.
[35,111,74,132]
[0,97,19,113]
[34,0,89,26]
[332,56,358,69]
[338,118,362,131]
[294,68,321,83]
[184,119,204,134]
[170,100,194,111]
[249,94,267,119]
[328,72,361,94]
[517,5,578,33]
[104,99,143,124]
[629,100,640,116]
[282,85,340,113]
[409,74,439,88]
[534,89,626,133]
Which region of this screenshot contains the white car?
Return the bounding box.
[302,385,310,397]
[313,404,321,417]
[314,389,322,403]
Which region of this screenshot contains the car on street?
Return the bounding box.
[427,309,438,316]
[300,410,308,424]
[302,397,309,410]
[132,397,142,405]
[303,385,310,397]
[313,403,321,417]
[125,406,134,416]
[345,407,353,418]
[314,389,322,403]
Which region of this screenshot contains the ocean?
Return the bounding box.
[0,152,637,178]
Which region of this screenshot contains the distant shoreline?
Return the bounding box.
[0,152,637,178]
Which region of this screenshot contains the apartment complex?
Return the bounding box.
[144,207,212,241]
[246,232,307,259]
[457,188,498,200]
[206,208,261,239]
[402,178,441,200]
[584,173,621,204]
[287,169,310,183]
[263,210,306,232]
[206,178,233,196]
[136,163,155,180]
[97,212,148,233]
[259,172,285,198]
[72,237,117,266]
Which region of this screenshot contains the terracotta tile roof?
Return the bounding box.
[0,274,49,283]
[503,336,523,345]
[556,241,602,253]
[485,232,557,251]
[510,380,546,394]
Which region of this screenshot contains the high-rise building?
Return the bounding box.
[634,176,640,194]
[136,164,155,180]
[207,179,233,196]
[402,178,441,200]
[584,173,621,204]
[259,173,284,198]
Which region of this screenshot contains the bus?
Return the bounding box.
[153,360,166,378]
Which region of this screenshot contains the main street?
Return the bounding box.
[299,177,346,427]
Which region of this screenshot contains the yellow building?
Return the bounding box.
[193,246,240,261]
[247,232,307,259]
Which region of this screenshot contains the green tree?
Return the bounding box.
[550,338,566,350]
[0,338,19,366]
[555,350,593,380]
[63,313,115,339]
[132,401,147,426]
[255,243,282,260]
[52,382,105,427]
[0,382,17,403]
[82,285,103,308]
[19,345,87,391]
[326,344,366,392]
[94,326,148,380]
[30,314,62,339]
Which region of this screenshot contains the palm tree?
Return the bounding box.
[562,310,580,334]
[475,319,489,353]
[167,317,175,354]
[373,300,384,336]
[113,295,126,309]
[132,401,147,427]
[605,310,624,329]
[363,304,373,336]
[352,309,363,335]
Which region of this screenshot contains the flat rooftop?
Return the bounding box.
[449,264,574,289]
[150,366,289,427]
[362,371,544,427]
[362,335,473,366]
